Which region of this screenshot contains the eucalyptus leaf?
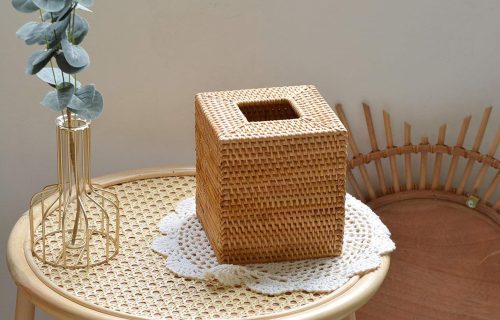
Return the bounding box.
[32,48,56,65]
[78,0,94,7]
[71,14,88,45]
[36,67,81,88]
[57,0,75,21]
[42,11,52,21]
[75,3,92,12]
[44,16,70,48]
[71,89,103,120]
[15,0,104,120]
[12,0,39,13]
[61,38,89,67]
[16,21,50,45]
[55,51,88,74]
[33,0,66,12]
[16,21,39,35]
[68,84,95,110]
[41,90,64,112]
[56,82,74,109]
[41,0,71,21]
[26,48,56,75]
[16,16,69,47]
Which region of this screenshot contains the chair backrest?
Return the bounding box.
[335,104,499,225]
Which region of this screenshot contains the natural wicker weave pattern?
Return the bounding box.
[195,85,348,264]
[334,104,499,320]
[335,104,499,216]
[31,176,328,319]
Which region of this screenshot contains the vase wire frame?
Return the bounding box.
[29,114,120,269]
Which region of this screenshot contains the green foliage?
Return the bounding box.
[71,14,88,45]
[26,48,56,74]
[14,0,103,120]
[73,90,103,120]
[56,82,75,109]
[16,21,50,44]
[33,0,69,13]
[41,90,62,111]
[36,67,81,88]
[69,85,103,120]
[61,38,89,68]
[67,84,95,110]
[12,0,39,13]
[78,0,93,8]
[55,51,87,74]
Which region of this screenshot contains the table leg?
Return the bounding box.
[15,288,35,320]
[341,312,356,320]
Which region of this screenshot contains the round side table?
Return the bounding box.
[7,167,390,320]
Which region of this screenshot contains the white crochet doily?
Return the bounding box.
[152,194,395,295]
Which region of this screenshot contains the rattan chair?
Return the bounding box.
[336,104,499,319]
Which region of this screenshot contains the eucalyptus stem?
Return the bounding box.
[49,60,58,86]
[65,5,80,241]
[48,27,64,85]
[66,109,72,126]
[40,9,59,88]
[65,108,81,245]
[70,7,76,42]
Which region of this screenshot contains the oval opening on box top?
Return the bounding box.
[237,99,300,122]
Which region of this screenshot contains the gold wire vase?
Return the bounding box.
[29,114,120,268]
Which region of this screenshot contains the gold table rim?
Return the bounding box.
[8,165,390,320]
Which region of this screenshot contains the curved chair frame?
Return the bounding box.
[335,104,499,225]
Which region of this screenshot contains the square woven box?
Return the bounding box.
[195,85,348,264]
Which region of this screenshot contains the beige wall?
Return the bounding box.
[1,1,499,319]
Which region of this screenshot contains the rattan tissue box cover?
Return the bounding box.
[195,85,348,264]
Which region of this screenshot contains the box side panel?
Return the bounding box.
[332,131,348,255]
[218,131,348,264]
[195,99,224,260]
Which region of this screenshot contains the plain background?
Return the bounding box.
[1,1,499,319]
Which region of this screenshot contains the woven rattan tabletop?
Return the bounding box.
[7,167,390,320]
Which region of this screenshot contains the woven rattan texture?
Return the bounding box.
[32,176,327,319]
[195,85,348,264]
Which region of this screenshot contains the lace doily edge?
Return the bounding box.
[151,195,395,295]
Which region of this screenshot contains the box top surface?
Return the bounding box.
[196,85,347,140]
